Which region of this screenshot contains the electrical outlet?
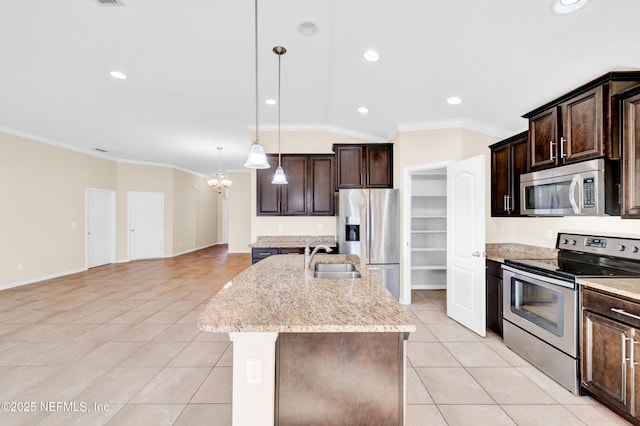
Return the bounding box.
[247,358,262,384]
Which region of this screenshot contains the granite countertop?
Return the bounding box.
[577,277,640,302]
[250,235,336,249]
[485,243,558,263]
[198,254,416,334]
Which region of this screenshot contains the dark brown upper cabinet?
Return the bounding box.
[620,86,640,219]
[490,131,528,217]
[333,143,393,189]
[256,154,335,216]
[524,71,640,172]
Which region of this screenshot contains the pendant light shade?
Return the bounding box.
[271,165,288,184]
[244,0,270,169]
[244,142,270,169]
[271,45,288,184]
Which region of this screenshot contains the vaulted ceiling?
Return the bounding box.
[1,0,639,178]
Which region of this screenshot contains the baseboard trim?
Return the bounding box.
[0,267,87,291]
[1,243,228,290]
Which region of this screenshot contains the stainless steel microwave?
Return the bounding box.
[520,158,620,216]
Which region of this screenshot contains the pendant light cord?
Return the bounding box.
[255,0,259,143]
[277,48,281,167]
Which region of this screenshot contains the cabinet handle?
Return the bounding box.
[506,194,512,212]
[611,307,640,321]
[560,137,567,158]
[503,195,508,212]
[622,334,629,405]
[549,140,555,161]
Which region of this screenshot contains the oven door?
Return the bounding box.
[502,265,577,357]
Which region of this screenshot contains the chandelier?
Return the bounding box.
[208,146,232,194]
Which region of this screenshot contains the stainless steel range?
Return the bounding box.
[502,233,640,394]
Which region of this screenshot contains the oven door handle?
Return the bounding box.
[501,265,575,289]
[569,175,580,214]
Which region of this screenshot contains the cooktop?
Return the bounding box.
[504,233,640,281]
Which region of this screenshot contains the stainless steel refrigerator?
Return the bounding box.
[337,189,400,299]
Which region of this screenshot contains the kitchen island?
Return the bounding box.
[198,254,415,426]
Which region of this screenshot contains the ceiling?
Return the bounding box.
[1,0,639,178]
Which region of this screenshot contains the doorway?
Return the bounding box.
[401,156,486,336]
[128,191,164,260]
[86,188,116,268]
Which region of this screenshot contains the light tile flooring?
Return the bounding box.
[0,245,631,425]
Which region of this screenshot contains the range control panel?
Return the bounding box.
[557,233,640,260]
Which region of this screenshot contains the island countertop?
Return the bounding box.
[198,254,416,334]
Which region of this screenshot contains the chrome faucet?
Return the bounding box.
[304,244,333,269]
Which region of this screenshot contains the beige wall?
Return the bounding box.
[1,132,116,286]
[0,131,218,288]
[228,171,252,252]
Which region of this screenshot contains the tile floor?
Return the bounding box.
[0,245,632,425]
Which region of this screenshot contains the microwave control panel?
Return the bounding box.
[583,178,595,208]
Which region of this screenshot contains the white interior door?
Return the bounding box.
[86,188,115,268]
[129,191,164,260]
[446,155,486,337]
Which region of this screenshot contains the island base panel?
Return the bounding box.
[275,332,404,426]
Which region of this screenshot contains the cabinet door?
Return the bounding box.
[510,137,528,216]
[562,86,604,164]
[281,156,309,216]
[485,261,503,336]
[256,155,281,216]
[366,145,393,188]
[490,143,510,217]
[335,145,364,188]
[583,311,630,411]
[309,156,335,215]
[622,91,640,218]
[529,107,559,171]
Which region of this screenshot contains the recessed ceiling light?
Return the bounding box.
[363,50,380,62]
[552,0,589,14]
[109,70,127,80]
[357,106,369,114]
[297,21,318,36]
[446,96,462,105]
[265,99,276,105]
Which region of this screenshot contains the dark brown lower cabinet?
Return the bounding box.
[275,332,405,426]
[582,288,640,424]
[486,260,503,337]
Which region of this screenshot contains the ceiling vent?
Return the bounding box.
[95,0,125,6]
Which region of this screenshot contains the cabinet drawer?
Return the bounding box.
[280,247,304,255]
[251,248,279,264]
[582,288,640,329]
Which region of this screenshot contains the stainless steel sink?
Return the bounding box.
[313,263,361,279]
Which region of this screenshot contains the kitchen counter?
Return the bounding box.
[577,277,640,301]
[198,254,414,425]
[486,243,557,263]
[249,235,336,248]
[198,254,415,333]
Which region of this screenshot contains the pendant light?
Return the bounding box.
[244,0,270,169]
[271,46,288,184]
[207,146,233,194]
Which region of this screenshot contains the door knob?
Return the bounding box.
[472,251,481,257]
